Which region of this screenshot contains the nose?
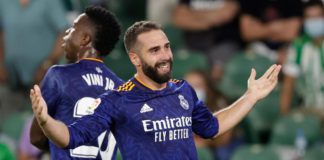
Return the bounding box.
[161,48,172,60]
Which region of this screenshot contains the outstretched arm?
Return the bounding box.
[214,64,281,138]
[30,85,70,148]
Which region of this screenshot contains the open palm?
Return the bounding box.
[30,85,48,126]
[247,64,281,101]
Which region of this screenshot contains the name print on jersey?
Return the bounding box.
[81,73,115,90]
[142,116,191,142]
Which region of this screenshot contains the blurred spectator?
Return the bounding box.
[0,143,15,160]
[184,69,227,112]
[172,0,242,83]
[147,0,178,25]
[239,0,303,63]
[184,69,243,160]
[0,0,68,88]
[281,0,324,116]
[18,116,43,160]
[0,0,68,122]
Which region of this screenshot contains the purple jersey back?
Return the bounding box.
[67,78,219,160]
[41,59,124,160]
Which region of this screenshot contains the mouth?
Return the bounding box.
[157,61,171,73]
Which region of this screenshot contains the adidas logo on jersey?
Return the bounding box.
[140,103,153,113]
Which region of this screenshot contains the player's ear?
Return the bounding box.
[129,52,141,67]
[80,33,91,47]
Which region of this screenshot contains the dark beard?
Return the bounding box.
[142,59,173,84]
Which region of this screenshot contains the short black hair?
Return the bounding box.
[85,6,121,57]
[124,21,162,53]
[303,0,324,12]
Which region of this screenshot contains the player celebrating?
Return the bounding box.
[30,6,123,160]
[30,21,281,160]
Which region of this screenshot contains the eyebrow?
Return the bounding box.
[148,46,160,52]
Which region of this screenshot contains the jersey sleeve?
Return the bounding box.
[188,83,219,138]
[67,92,120,148]
[41,67,61,116]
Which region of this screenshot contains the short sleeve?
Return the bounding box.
[41,67,61,116]
[188,83,219,138]
[283,45,301,77]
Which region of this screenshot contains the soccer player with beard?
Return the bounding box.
[30,21,281,160]
[29,6,124,160]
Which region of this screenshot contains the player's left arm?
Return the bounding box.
[30,118,49,150]
[213,64,281,138]
[30,85,70,148]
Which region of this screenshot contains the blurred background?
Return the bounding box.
[0,0,324,159]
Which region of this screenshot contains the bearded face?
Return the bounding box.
[141,57,173,84]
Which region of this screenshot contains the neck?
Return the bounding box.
[135,72,167,90]
[78,46,101,60]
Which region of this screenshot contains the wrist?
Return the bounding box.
[243,91,258,105]
[38,116,48,126]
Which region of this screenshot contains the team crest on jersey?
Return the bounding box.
[178,94,189,110]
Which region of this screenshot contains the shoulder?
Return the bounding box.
[169,78,190,89]
[97,89,124,106]
[48,63,76,72]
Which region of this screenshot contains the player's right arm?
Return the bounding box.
[30,85,70,148]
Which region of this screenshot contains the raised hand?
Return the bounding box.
[247,64,281,101]
[30,85,48,126]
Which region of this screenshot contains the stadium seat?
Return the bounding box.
[163,24,184,51]
[0,111,30,141]
[231,144,280,160]
[219,53,278,143]
[244,88,281,143]
[197,147,213,160]
[304,146,324,160]
[104,49,135,81]
[218,52,273,101]
[270,112,322,147]
[172,49,208,79]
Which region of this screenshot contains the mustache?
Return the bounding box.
[155,59,173,68]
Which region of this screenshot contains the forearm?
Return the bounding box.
[213,92,257,138]
[172,3,238,31]
[30,118,49,150]
[240,15,270,41]
[172,5,215,30]
[40,116,70,148]
[42,32,65,68]
[269,18,301,42]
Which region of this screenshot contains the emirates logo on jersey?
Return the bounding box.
[178,94,189,110]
